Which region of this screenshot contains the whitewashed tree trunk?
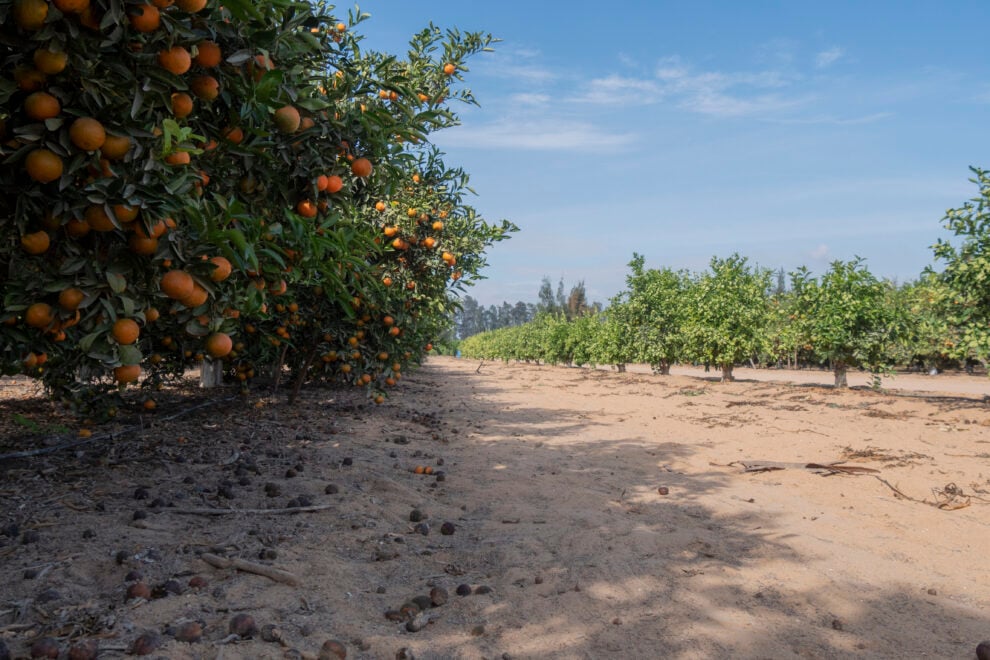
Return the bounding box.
[200,359,223,388]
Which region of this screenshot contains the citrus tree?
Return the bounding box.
[618,253,689,375]
[681,254,772,382]
[931,166,990,369]
[0,0,513,417]
[790,258,901,387]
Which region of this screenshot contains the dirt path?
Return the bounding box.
[2,358,990,658]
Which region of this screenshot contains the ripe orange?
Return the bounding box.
[69,117,106,151]
[101,135,132,160]
[382,276,393,287]
[65,217,90,238]
[13,0,49,29]
[145,307,160,322]
[53,0,89,11]
[128,3,160,32]
[25,302,54,328]
[422,237,436,249]
[171,92,194,118]
[296,199,317,218]
[181,284,208,307]
[112,204,139,223]
[222,126,244,144]
[161,269,194,300]
[382,315,395,326]
[350,157,372,178]
[112,318,140,345]
[158,46,191,75]
[336,22,346,32]
[209,256,232,281]
[113,364,141,383]
[58,287,84,311]
[383,226,398,237]
[135,218,166,239]
[25,149,63,183]
[21,230,50,255]
[324,175,344,193]
[443,62,456,75]
[174,0,207,12]
[84,205,116,231]
[24,91,60,120]
[189,75,219,100]
[193,40,221,67]
[164,151,191,166]
[432,220,444,231]
[273,105,301,133]
[205,332,233,358]
[33,48,67,75]
[14,66,46,91]
[143,399,157,410]
[128,234,158,255]
[375,201,387,212]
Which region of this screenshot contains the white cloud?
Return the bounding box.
[477,46,555,83]
[810,244,830,260]
[509,93,552,106]
[570,74,663,105]
[815,47,844,68]
[434,118,638,151]
[769,112,893,126]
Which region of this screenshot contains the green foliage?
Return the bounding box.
[932,166,990,365]
[790,258,901,385]
[681,254,772,380]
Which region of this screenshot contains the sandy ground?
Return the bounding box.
[2,357,990,659]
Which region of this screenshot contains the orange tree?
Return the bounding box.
[0,0,514,416]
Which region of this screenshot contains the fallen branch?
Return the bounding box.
[168,504,334,516]
[200,553,300,586]
[725,460,879,475]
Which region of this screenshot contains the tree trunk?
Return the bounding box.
[720,363,734,382]
[833,362,848,388]
[616,364,626,373]
[658,361,670,376]
[200,359,223,388]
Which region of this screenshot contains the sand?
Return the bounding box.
[1,357,989,659]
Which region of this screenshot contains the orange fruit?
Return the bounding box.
[58,287,84,311]
[375,201,387,212]
[25,149,63,183]
[128,234,158,255]
[113,364,141,383]
[143,399,157,410]
[161,270,194,300]
[135,219,166,238]
[84,205,116,231]
[112,318,140,345]
[382,315,395,326]
[69,117,106,151]
[350,157,372,177]
[53,0,89,12]
[20,230,50,255]
[273,105,301,133]
[296,199,317,218]
[14,66,46,91]
[193,40,222,67]
[145,307,160,322]
[25,302,54,328]
[382,276,393,287]
[422,237,436,249]
[164,151,191,166]
[113,204,139,223]
[208,256,232,281]
[205,332,232,358]
[189,74,219,100]
[158,46,191,75]
[324,175,343,193]
[101,135,131,160]
[13,0,49,29]
[24,91,60,120]
[128,3,160,32]
[174,0,207,12]
[383,226,398,237]
[33,48,67,75]
[443,62,456,75]
[222,126,244,144]
[65,217,90,238]
[181,284,208,307]
[171,92,194,117]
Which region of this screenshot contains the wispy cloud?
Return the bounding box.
[476,46,555,83]
[571,56,805,118]
[509,93,551,106]
[769,112,893,126]
[815,47,845,68]
[810,244,830,260]
[435,118,637,151]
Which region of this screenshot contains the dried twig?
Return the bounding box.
[168,504,334,516]
[200,553,300,586]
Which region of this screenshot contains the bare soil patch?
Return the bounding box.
[2,357,990,658]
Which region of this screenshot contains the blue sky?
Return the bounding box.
[354,1,990,306]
